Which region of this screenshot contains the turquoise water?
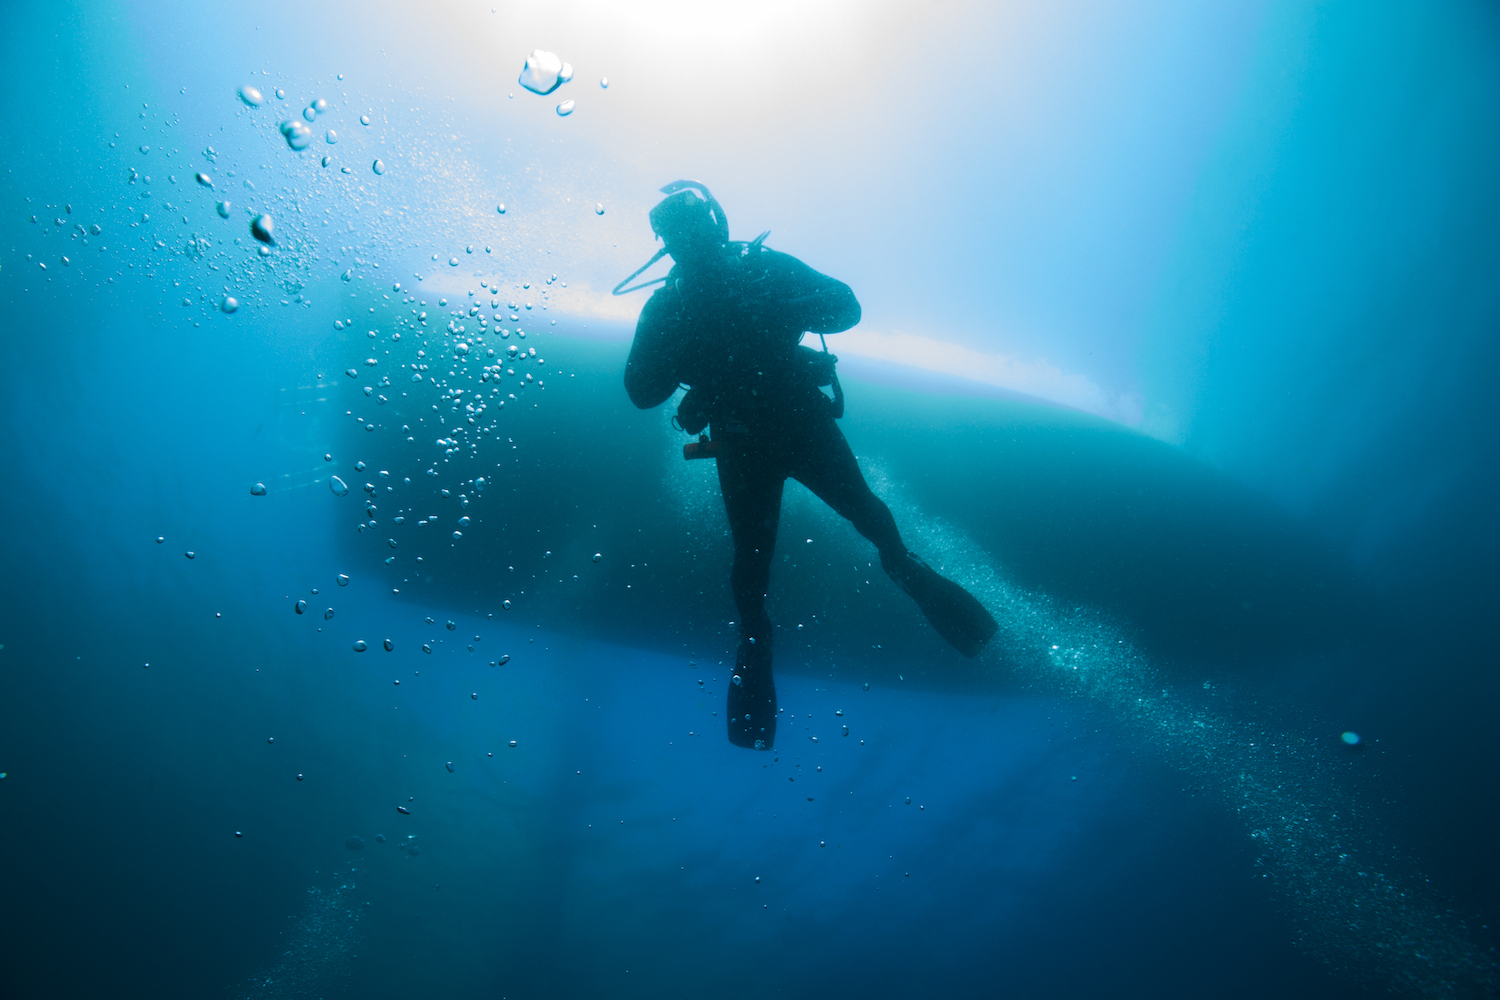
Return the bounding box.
[2,2,1498,997]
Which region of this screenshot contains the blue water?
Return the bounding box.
[3,1,1499,997]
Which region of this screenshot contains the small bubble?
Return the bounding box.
[221,296,238,314]
[458,516,471,526]
[312,97,328,113]
[372,159,386,175]
[184,551,195,559]
[496,204,506,214]
[275,88,285,99]
[324,608,335,620]
[592,552,602,563]
[238,86,265,107]
[156,536,165,544]
[383,639,394,651]
[336,574,350,587]
[449,257,458,266]
[1341,731,1362,746]
[321,155,331,167]
[325,130,338,144]
[329,475,349,496]
[353,640,367,652]
[249,482,266,496]
[600,77,608,89]
[421,644,432,654]
[446,762,455,772]
[195,172,213,187]
[360,114,371,125]
[496,653,510,665]
[453,531,463,540]
[216,201,231,218]
[295,600,306,614]
[556,100,575,116]
[470,692,478,700]
[296,773,304,781]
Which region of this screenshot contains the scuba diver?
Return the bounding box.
[618,181,998,751]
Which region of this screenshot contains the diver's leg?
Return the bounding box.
[787,416,904,555]
[716,448,782,749]
[792,417,998,658]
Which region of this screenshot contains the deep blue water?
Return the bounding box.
[3,2,1499,997]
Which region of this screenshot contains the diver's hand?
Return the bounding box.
[798,345,838,386]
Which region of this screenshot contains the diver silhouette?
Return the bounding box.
[620,181,998,750]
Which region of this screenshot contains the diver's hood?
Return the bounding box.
[649,180,729,248]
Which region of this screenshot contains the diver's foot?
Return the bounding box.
[727,632,777,750]
[882,550,998,658]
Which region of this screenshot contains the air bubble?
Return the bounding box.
[238,86,265,107]
[325,130,338,144]
[518,50,567,95]
[383,639,393,651]
[295,600,306,614]
[280,120,313,150]
[336,574,349,587]
[250,214,274,244]
[324,608,335,620]
[249,483,266,496]
[360,114,371,125]
[221,296,238,314]
[195,172,213,187]
[353,640,367,652]
[372,159,385,175]
[592,552,602,563]
[216,201,231,218]
[556,100,575,116]
[329,475,349,496]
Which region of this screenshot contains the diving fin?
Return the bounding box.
[727,631,777,750]
[882,550,998,658]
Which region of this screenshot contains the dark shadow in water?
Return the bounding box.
[344,333,1375,689]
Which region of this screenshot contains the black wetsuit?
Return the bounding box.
[625,244,996,749]
[625,246,902,625]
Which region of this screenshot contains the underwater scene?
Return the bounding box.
[2,1,1498,997]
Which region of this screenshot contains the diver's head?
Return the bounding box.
[650,181,728,267]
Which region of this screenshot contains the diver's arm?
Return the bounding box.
[769,252,861,333]
[624,293,684,409]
